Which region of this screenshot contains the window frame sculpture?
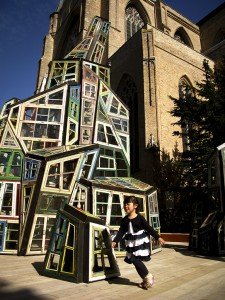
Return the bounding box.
[44,204,120,283]
[0,16,162,261]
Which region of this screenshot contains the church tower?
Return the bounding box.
[36,0,213,185]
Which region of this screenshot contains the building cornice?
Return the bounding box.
[167,11,200,35]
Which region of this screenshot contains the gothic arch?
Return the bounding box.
[179,76,193,99]
[125,1,150,41]
[178,76,193,151]
[174,27,193,49]
[117,73,139,173]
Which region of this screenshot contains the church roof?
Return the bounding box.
[197,2,225,25]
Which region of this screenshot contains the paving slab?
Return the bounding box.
[0,244,225,300]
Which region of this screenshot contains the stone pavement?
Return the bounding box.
[0,243,225,300]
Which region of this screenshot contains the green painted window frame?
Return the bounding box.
[0,150,23,179]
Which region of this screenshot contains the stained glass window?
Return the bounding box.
[125,5,145,40]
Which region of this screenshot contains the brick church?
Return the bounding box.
[36,0,225,183]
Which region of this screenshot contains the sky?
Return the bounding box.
[0,0,224,108]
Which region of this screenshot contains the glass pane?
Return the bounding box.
[37,108,48,121]
[6,229,18,241]
[33,141,44,150]
[52,234,64,252]
[96,192,109,203]
[96,204,107,215]
[66,224,75,247]
[58,217,67,235]
[37,97,45,104]
[94,230,101,250]
[63,173,73,189]
[12,153,22,166]
[49,109,61,122]
[30,217,44,251]
[37,194,68,213]
[93,253,103,272]
[111,203,122,215]
[47,253,60,270]
[46,175,60,188]
[86,154,94,165]
[45,218,56,250]
[24,107,37,120]
[69,122,76,141]
[100,157,109,168]
[136,197,144,212]
[34,124,47,138]
[112,194,120,204]
[47,125,60,139]
[0,152,10,174]
[11,153,21,176]
[5,241,17,250]
[64,160,77,172]
[2,184,13,215]
[106,127,118,145]
[62,248,74,273]
[0,222,5,232]
[21,123,34,137]
[110,98,118,114]
[48,91,64,104]
[49,163,60,175]
[110,217,122,226]
[116,157,127,169]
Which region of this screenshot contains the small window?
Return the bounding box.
[97,123,118,146]
[24,159,39,180]
[0,152,11,175]
[110,194,123,226]
[82,99,95,125]
[91,43,104,63]
[77,38,92,50]
[1,183,14,215]
[48,90,64,104]
[88,18,99,36]
[84,83,97,99]
[71,184,87,210]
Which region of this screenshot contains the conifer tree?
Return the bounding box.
[171,58,225,189]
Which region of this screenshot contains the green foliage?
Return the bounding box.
[156,58,225,232]
[170,58,225,188]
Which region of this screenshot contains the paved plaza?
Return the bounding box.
[0,243,225,300]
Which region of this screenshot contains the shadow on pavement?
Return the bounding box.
[106,276,138,287]
[164,243,225,262]
[0,279,50,300]
[32,261,45,276]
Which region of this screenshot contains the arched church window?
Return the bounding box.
[125,5,145,40]
[174,28,193,48]
[179,77,193,152]
[179,77,193,99]
[117,74,139,173]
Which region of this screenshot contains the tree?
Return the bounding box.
[171,58,225,189]
[157,59,225,232]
